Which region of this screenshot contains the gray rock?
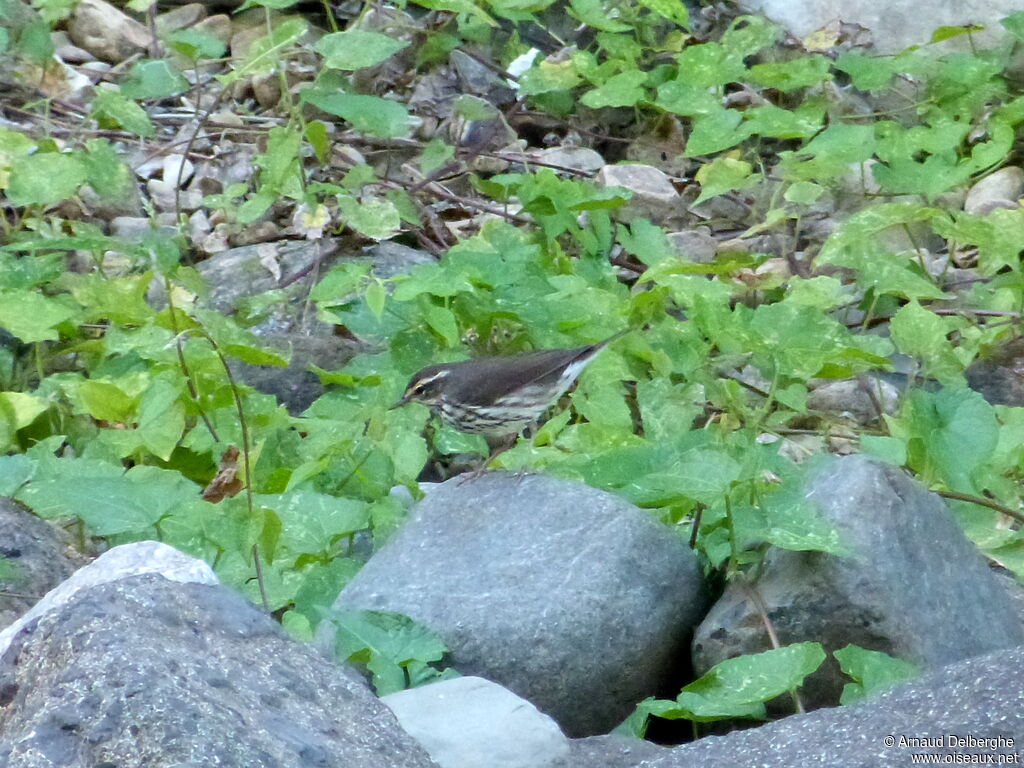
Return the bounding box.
[646,645,1024,767]
[154,2,207,35]
[189,239,435,412]
[623,116,690,179]
[147,178,203,212]
[965,338,1024,407]
[383,676,570,768]
[327,472,707,736]
[0,565,436,768]
[0,541,217,658]
[741,0,1021,55]
[693,455,1024,710]
[450,50,515,105]
[51,31,94,64]
[351,241,437,280]
[534,147,607,175]
[110,216,177,240]
[806,377,900,423]
[553,734,664,768]
[237,334,361,414]
[596,164,682,225]
[964,167,1024,216]
[666,228,717,264]
[68,0,149,63]
[0,498,85,634]
[193,13,233,47]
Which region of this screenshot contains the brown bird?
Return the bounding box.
[391,329,630,438]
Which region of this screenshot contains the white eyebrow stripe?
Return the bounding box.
[415,370,449,386]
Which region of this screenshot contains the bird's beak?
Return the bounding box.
[389,394,410,410]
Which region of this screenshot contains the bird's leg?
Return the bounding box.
[456,431,522,485]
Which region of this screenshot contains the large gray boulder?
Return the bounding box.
[327,472,708,736]
[693,455,1024,710]
[741,0,1021,54]
[646,645,1024,767]
[0,544,437,768]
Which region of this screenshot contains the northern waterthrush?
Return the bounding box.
[391,329,629,437]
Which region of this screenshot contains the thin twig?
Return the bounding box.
[937,490,1024,524]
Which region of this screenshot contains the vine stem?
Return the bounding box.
[175,325,269,612]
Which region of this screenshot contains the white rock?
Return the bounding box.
[0,542,218,657]
[383,676,570,768]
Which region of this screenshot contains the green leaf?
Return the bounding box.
[90,89,156,137]
[325,608,449,696]
[218,17,307,86]
[1003,12,1024,41]
[137,374,185,461]
[237,190,275,224]
[568,0,630,31]
[756,482,849,555]
[259,490,370,557]
[316,29,409,70]
[834,51,900,91]
[119,59,189,100]
[779,122,877,180]
[195,309,290,367]
[720,15,781,55]
[748,54,831,91]
[68,272,153,326]
[425,304,460,346]
[17,464,196,536]
[518,59,581,96]
[637,448,740,506]
[311,262,372,302]
[167,28,227,60]
[305,120,330,164]
[685,109,748,156]
[420,139,455,175]
[390,429,429,485]
[82,139,142,209]
[432,425,488,456]
[407,0,498,27]
[889,302,963,385]
[0,289,77,342]
[304,92,414,139]
[337,194,402,240]
[365,280,386,321]
[238,0,302,8]
[655,78,721,117]
[222,344,289,367]
[618,219,673,266]
[256,124,303,193]
[0,454,35,495]
[835,644,917,704]
[694,156,759,204]
[746,303,851,380]
[783,181,823,205]
[742,101,824,140]
[932,208,1024,276]
[79,380,136,423]
[929,24,984,43]
[859,435,907,466]
[7,151,87,207]
[28,0,76,24]
[14,17,53,63]
[0,393,48,450]
[640,642,826,723]
[637,0,689,26]
[580,70,648,109]
[896,388,999,493]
